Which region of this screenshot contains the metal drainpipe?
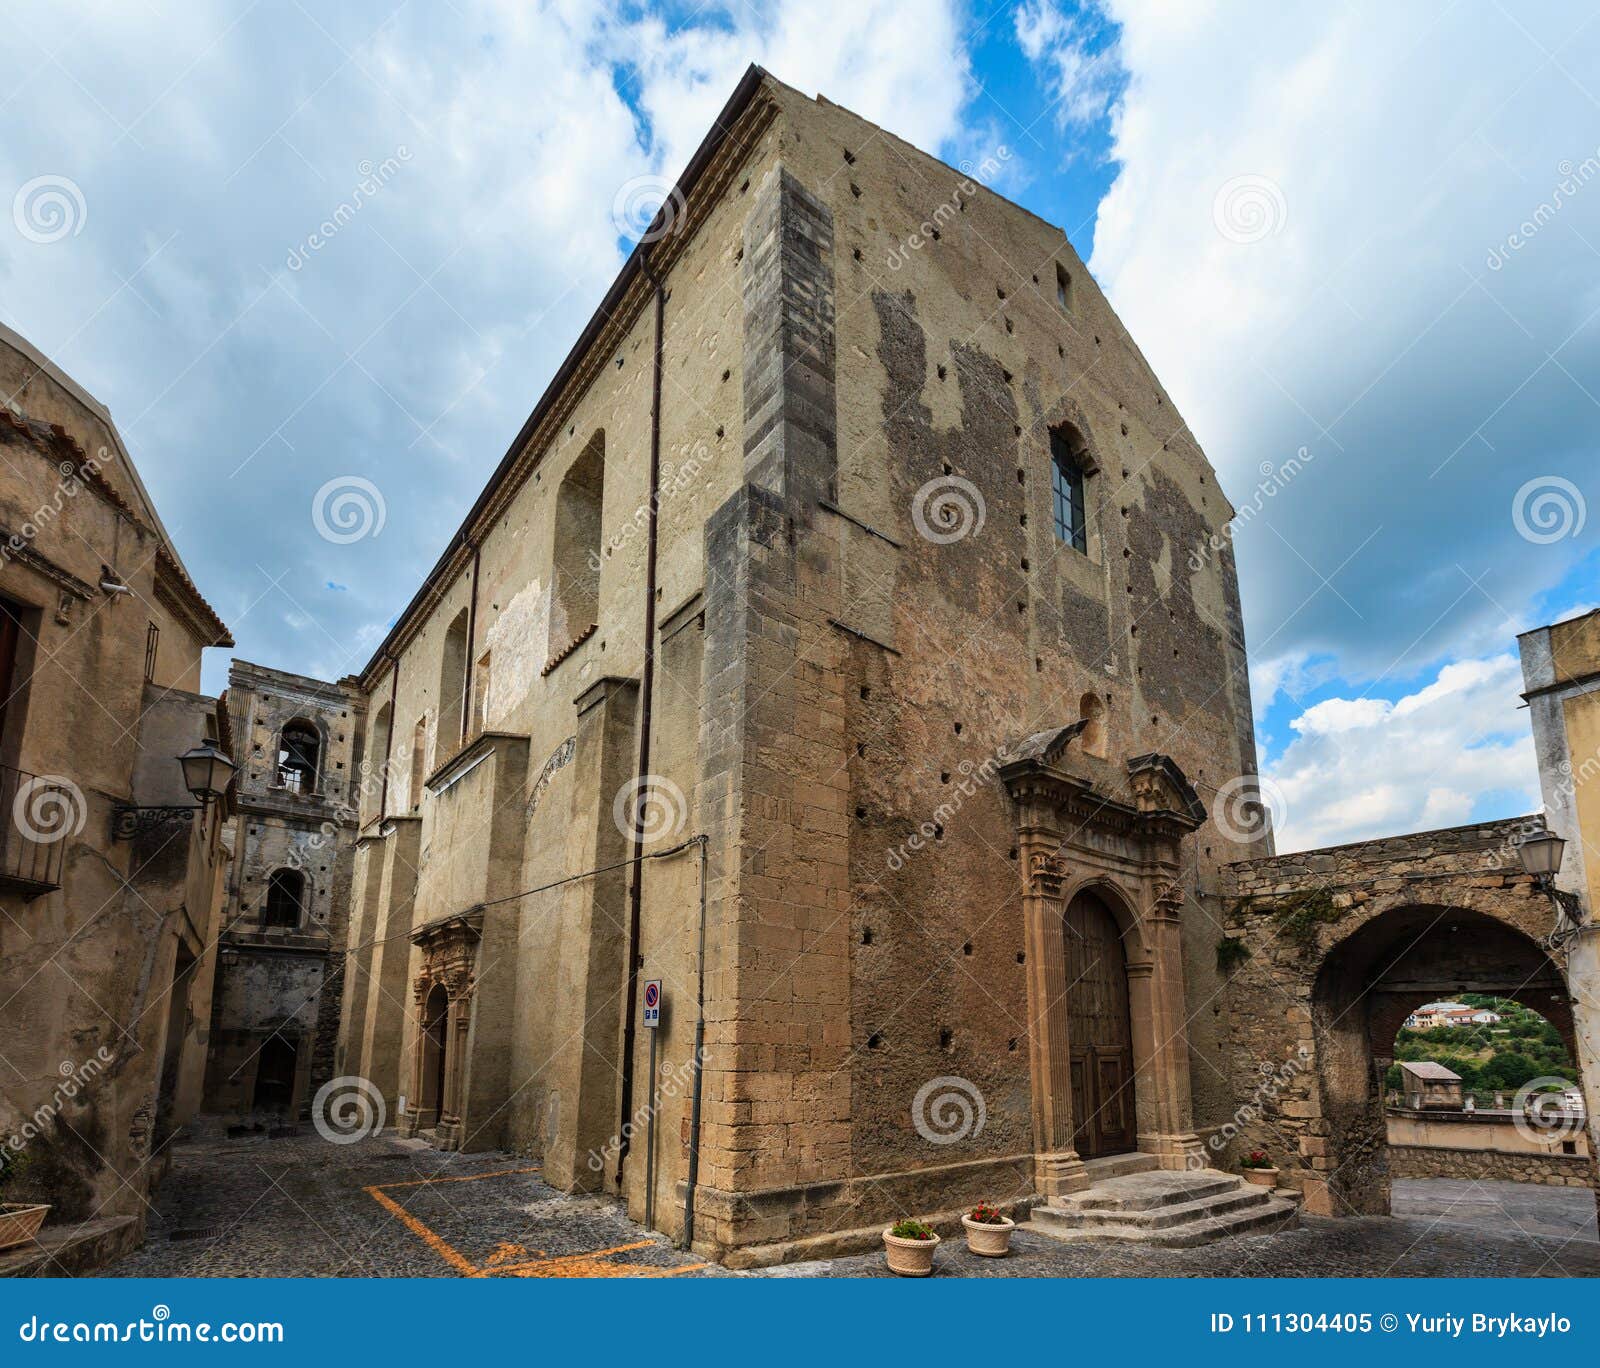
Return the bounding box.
[682,833,709,1249]
[615,251,666,1190]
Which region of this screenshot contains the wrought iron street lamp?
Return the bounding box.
[1516,828,1586,949]
[1515,830,1566,883]
[113,737,236,840]
[178,738,236,804]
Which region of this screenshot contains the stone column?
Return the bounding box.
[436,986,470,1151]
[397,974,429,1137]
[1019,832,1088,1198]
[1140,881,1205,1169]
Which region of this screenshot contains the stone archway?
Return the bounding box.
[1220,816,1600,1217]
[1312,904,1573,1215]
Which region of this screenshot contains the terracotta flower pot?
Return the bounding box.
[0,1203,49,1251]
[1241,1166,1279,1187]
[962,1213,1015,1257]
[883,1227,940,1276]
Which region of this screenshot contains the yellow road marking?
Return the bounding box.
[363,1165,704,1278]
[363,1183,480,1276]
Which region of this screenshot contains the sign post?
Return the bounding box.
[642,980,663,1230]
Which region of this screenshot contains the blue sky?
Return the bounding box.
[1,1,1595,850]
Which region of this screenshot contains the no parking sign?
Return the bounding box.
[642,979,662,1028]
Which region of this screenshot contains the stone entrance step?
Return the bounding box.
[1025,1168,1299,1248]
[1081,1152,1160,1182]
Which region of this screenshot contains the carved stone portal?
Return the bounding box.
[397,908,483,1151]
[999,726,1208,1197]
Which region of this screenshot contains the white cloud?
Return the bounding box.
[1014,0,1121,130]
[1088,2,1600,682]
[0,0,973,691]
[1265,652,1538,851]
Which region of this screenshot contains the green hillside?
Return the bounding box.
[1385,994,1577,1099]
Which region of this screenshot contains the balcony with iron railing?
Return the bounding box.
[0,763,72,898]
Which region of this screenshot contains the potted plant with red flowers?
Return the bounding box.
[1239,1150,1279,1187]
[883,1217,940,1276]
[961,1201,1015,1257]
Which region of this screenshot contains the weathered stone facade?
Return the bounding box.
[203,661,363,1121]
[336,69,1268,1266]
[0,323,234,1249]
[1219,816,1598,1215]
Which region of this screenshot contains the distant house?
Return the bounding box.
[1399,1061,1464,1110]
[1404,1003,1501,1030]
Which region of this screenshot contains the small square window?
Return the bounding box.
[1056,262,1073,312]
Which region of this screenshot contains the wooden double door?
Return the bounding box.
[1065,891,1136,1158]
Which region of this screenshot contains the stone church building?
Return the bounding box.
[337,66,1277,1264]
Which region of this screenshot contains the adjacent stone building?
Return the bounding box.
[1520,605,1600,1157]
[202,661,363,1123]
[337,68,1271,1264]
[0,323,235,1270]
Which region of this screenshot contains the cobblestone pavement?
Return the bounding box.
[102,1132,1600,1279]
[1391,1177,1598,1243]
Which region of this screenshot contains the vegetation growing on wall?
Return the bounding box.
[1261,888,1345,951]
[1216,935,1252,973]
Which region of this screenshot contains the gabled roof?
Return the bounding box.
[1400,1061,1461,1081]
[0,329,233,648]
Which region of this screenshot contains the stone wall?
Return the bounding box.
[0,326,233,1242]
[1389,1144,1593,1188]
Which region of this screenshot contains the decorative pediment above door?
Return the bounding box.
[997,724,1205,847]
